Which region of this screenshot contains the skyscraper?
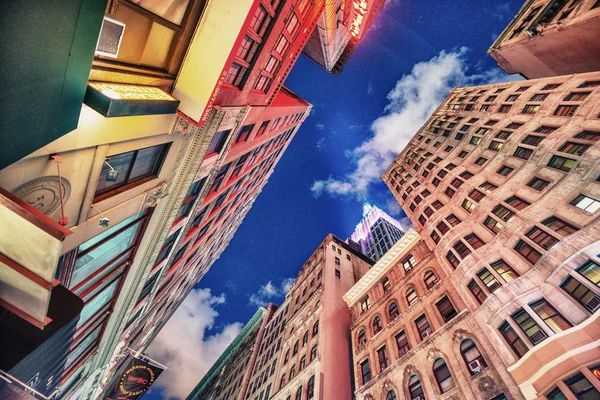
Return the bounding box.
[381,70,600,399]
[351,203,405,261]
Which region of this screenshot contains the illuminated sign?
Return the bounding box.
[350,0,369,39]
[84,82,180,117]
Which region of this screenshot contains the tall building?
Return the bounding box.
[187,306,274,400]
[343,230,525,400]
[189,235,373,400]
[381,71,600,399]
[351,203,405,261]
[488,0,600,78]
[302,0,386,75]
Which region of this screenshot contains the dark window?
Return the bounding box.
[465,233,485,249]
[575,130,600,141]
[446,251,459,269]
[437,221,450,235]
[430,230,440,243]
[389,302,400,320]
[295,385,302,400]
[535,125,557,134]
[528,177,550,191]
[514,146,533,160]
[432,200,444,210]
[512,308,547,345]
[468,279,487,304]
[576,260,600,288]
[522,104,540,114]
[395,330,410,355]
[530,93,548,101]
[477,267,501,292]
[496,130,512,140]
[498,321,529,358]
[565,373,599,399]
[489,141,504,151]
[433,358,455,393]
[96,143,169,198]
[564,92,590,101]
[436,296,458,322]
[475,157,488,166]
[490,259,519,282]
[446,214,461,227]
[377,346,389,371]
[522,135,544,146]
[506,195,530,210]
[408,375,424,400]
[460,339,487,375]
[497,165,514,176]
[526,226,559,249]
[307,376,315,399]
[406,287,418,306]
[424,270,438,289]
[469,189,485,202]
[453,240,471,259]
[498,104,512,113]
[559,141,589,156]
[357,329,367,346]
[515,240,542,264]
[480,181,498,192]
[373,316,383,334]
[561,276,600,312]
[554,105,578,116]
[530,299,572,333]
[360,359,371,384]
[542,216,578,236]
[484,215,503,234]
[546,387,567,400]
[415,314,432,339]
[386,390,397,400]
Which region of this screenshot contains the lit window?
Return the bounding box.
[570,194,600,213]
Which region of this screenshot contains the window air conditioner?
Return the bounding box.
[421,331,430,339]
[95,15,126,58]
[585,295,600,312]
[468,359,483,373]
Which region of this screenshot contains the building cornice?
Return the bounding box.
[343,229,420,307]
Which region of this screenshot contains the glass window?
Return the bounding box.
[360,359,371,384]
[478,268,501,292]
[561,275,600,312]
[548,155,577,172]
[389,302,400,320]
[386,390,397,400]
[570,194,600,213]
[207,130,230,154]
[415,314,432,339]
[530,299,572,333]
[433,358,455,393]
[424,270,438,289]
[307,376,315,399]
[515,239,542,264]
[565,372,600,399]
[490,259,519,282]
[357,329,367,346]
[377,346,389,371]
[396,330,410,355]
[406,287,418,306]
[408,375,424,400]
[546,387,567,400]
[436,296,458,322]
[498,321,529,358]
[526,226,559,250]
[460,339,487,375]
[468,279,487,304]
[373,316,382,334]
[511,308,547,345]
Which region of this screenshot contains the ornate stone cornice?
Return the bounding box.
[344,229,420,307]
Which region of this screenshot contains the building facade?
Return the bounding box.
[344,229,525,400]
[488,0,600,79]
[381,71,600,399]
[351,203,405,262]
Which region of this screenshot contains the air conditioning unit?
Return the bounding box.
[468,359,483,373]
[585,295,600,312]
[421,331,430,339]
[95,15,126,58]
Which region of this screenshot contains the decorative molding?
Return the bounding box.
[13,176,71,216]
[143,182,169,207]
[344,229,420,306]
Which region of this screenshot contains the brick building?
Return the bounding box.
[381,71,600,399]
[488,0,600,78]
[344,230,525,400]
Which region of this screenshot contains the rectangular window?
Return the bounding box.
[483,216,503,234]
[498,321,529,358]
[395,330,410,355]
[577,260,600,287]
[490,259,519,282]
[430,230,441,244]
[453,240,471,259]
[480,181,498,193]
[527,177,550,191]
[377,346,389,371]
[565,373,599,399]
[530,299,572,333]
[209,163,230,192]
[570,194,600,213]
[224,63,247,87]
[465,233,485,249]
[542,84,561,90]
[515,240,542,264]
[560,275,600,312]
[497,165,514,176]
[477,267,501,292]
[489,141,503,151]
[511,308,548,345]
[506,196,530,210]
[559,141,589,156]
[522,135,544,146]
[495,130,512,140]
[436,296,458,322]
[542,216,578,236]
[462,199,475,213]
[498,104,512,113]
[469,189,485,202]
[522,104,540,114]
[579,80,600,88]
[432,200,444,210]
[450,178,463,189]
[254,75,272,92]
[446,251,459,269]
[446,214,461,227]
[514,146,533,160]
[360,359,371,384]
[437,221,450,235]
[530,93,548,101]
[237,35,259,62]
[526,226,559,249]
[475,157,488,166]
[274,35,290,55]
[415,314,432,339]
[445,187,456,198]
[564,92,590,101]
[554,105,578,116]
[207,130,230,154]
[96,143,170,199]
[468,279,487,304]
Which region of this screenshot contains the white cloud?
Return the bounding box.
[248,278,295,307]
[311,48,521,199]
[316,137,326,151]
[146,288,242,400]
[367,82,374,95]
[315,122,325,130]
[386,197,403,216]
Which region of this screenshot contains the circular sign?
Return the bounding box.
[13,176,71,216]
[119,364,156,396]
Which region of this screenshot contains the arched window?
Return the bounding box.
[280,374,286,389]
[460,339,487,375]
[406,286,418,306]
[389,301,400,320]
[300,355,306,370]
[312,320,319,336]
[293,340,299,355]
[289,364,296,380]
[386,390,397,400]
[382,276,392,293]
[424,270,438,289]
[358,329,367,346]
[307,375,315,399]
[295,385,303,400]
[303,331,309,346]
[284,349,290,364]
[373,316,383,334]
[408,375,424,400]
[310,344,317,361]
[433,358,455,393]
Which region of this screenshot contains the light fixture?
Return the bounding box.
[92,204,110,228]
[104,159,119,182]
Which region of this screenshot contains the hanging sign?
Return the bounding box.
[104,356,164,400]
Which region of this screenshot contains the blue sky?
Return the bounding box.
[144,1,524,398]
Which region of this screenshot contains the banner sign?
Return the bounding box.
[104,356,164,400]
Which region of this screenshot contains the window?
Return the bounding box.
[293,340,299,355]
[360,359,371,384]
[237,35,258,62]
[335,257,340,265]
[395,330,410,355]
[436,296,458,322]
[295,385,302,400]
[302,330,309,346]
[526,226,558,249]
[496,130,512,140]
[254,75,272,92]
[469,136,481,145]
[96,144,169,198]
[475,157,488,166]
[498,321,529,358]
[224,63,247,87]
[579,80,600,88]
[274,35,290,55]
[377,346,389,371]
[432,200,444,210]
[498,104,512,113]
[469,189,485,202]
[372,316,383,334]
[570,194,600,213]
[286,13,299,35]
[468,279,487,304]
[489,141,503,151]
[402,255,417,272]
[313,320,319,336]
[424,270,438,289]
[209,163,230,192]
[310,344,317,361]
[523,135,544,146]
[530,299,572,333]
[480,181,498,192]
[490,259,519,282]
[408,375,424,400]
[477,268,501,292]
[542,216,578,236]
[512,308,547,345]
[483,215,503,234]
[565,373,600,399]
[405,287,418,306]
[559,141,590,156]
[307,376,315,399]
[357,329,367,346]
[156,229,181,264]
[527,177,550,191]
[446,251,459,269]
[515,240,542,264]
[564,92,590,101]
[522,104,540,114]
[577,260,600,287]
[460,339,487,375]
[506,195,530,210]
[433,358,455,393]
[386,390,397,400]
[299,355,306,370]
[250,5,268,33]
[575,130,600,141]
[431,230,441,244]
[415,314,432,339]
[446,214,461,227]
[465,233,485,249]
[453,240,471,259]
[530,93,548,101]
[560,275,600,313]
[548,155,577,172]
[335,269,341,278]
[546,387,567,400]
[554,105,578,116]
[514,146,533,160]
[497,165,514,176]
